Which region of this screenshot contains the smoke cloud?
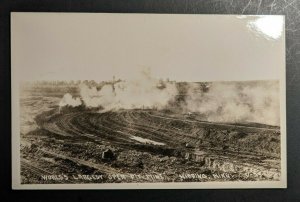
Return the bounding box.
[59,93,82,107]
[78,71,178,111]
[59,73,280,126]
[184,81,280,126]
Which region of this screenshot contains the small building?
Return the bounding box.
[101,149,114,160]
[184,150,207,163]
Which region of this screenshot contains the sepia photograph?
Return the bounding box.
[11,13,286,189]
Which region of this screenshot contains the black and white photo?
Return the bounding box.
[11,13,286,189]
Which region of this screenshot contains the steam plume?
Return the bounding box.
[184,81,280,126]
[78,71,178,111]
[59,93,82,107]
[58,73,280,126]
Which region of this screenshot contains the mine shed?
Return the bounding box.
[101,149,115,161]
[185,149,207,163]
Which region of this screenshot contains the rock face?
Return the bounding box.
[102,149,115,161]
[183,150,280,180]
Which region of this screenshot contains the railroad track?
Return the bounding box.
[39,109,280,157]
[21,158,53,177]
[145,112,280,132]
[98,110,198,145]
[39,149,121,175]
[43,110,193,147]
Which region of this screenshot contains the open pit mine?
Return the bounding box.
[20,81,281,183]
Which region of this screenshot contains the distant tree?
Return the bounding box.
[89,80,97,86]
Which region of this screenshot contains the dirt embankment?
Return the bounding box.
[20,107,281,184]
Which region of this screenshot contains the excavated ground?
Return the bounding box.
[21,103,281,184]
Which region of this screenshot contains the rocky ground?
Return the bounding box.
[20,96,281,184]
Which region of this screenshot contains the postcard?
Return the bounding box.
[11,13,286,189]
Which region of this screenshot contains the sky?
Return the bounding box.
[11,13,285,82]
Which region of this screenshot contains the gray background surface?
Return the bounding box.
[1,0,300,201]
